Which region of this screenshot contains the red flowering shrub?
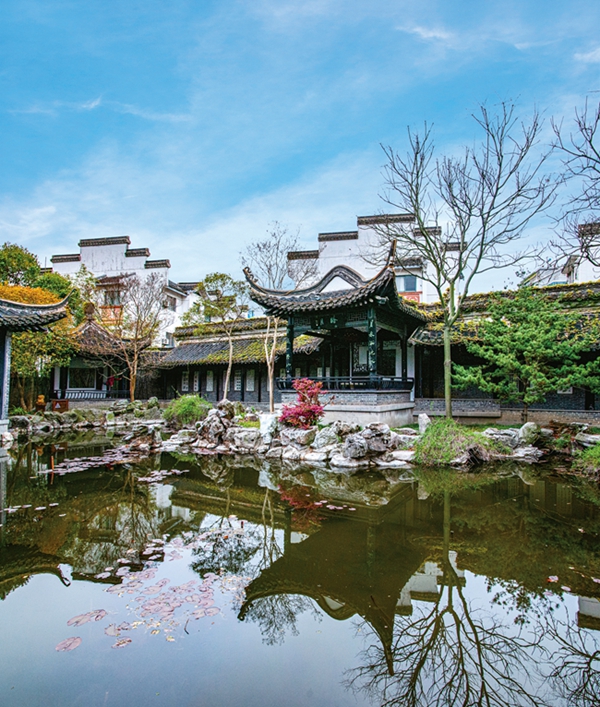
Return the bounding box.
[279,378,324,429]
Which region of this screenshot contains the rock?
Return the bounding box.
[362,423,392,453]
[574,432,600,448]
[1,430,14,447]
[217,400,235,419]
[150,428,163,448]
[147,396,160,409]
[329,453,369,469]
[393,434,420,449]
[232,428,262,450]
[301,450,329,464]
[281,446,302,462]
[197,414,227,444]
[258,468,279,490]
[259,413,279,444]
[539,428,554,438]
[395,427,419,436]
[512,445,543,463]
[331,420,361,439]
[280,426,316,448]
[112,399,128,413]
[519,422,539,445]
[245,412,259,422]
[482,427,520,449]
[390,449,415,462]
[265,447,283,459]
[418,413,431,434]
[312,426,339,449]
[343,433,369,459]
[9,415,31,430]
[373,456,410,469]
[417,483,430,500]
[105,411,116,425]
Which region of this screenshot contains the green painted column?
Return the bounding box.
[286,317,294,379]
[0,330,12,428]
[367,307,378,381]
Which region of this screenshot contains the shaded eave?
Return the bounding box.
[0,294,70,332]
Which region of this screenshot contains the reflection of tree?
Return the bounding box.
[545,612,600,707]
[243,593,317,645]
[347,491,544,707]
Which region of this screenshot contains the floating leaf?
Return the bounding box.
[166,635,175,642]
[67,613,91,627]
[56,636,82,652]
[205,607,220,617]
[547,576,559,583]
[112,638,132,649]
[105,624,120,637]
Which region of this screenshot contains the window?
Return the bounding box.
[163,332,174,348]
[234,370,243,391]
[402,275,417,292]
[206,370,214,392]
[181,371,189,392]
[247,310,254,319]
[358,345,368,366]
[163,295,177,311]
[68,367,96,389]
[246,369,255,392]
[193,371,200,392]
[104,289,121,306]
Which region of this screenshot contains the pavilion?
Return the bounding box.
[244,246,428,426]
[0,295,70,433]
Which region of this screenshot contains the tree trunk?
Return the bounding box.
[522,402,528,424]
[267,319,278,414]
[129,372,136,402]
[443,324,453,419]
[17,376,25,411]
[222,335,233,402]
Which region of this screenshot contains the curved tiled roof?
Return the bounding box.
[244,258,428,321]
[160,333,321,367]
[0,295,70,332]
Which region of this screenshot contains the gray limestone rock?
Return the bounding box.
[512,445,543,462]
[482,427,520,449]
[301,450,329,464]
[312,426,339,449]
[281,446,302,462]
[265,446,283,460]
[418,413,431,434]
[331,420,361,439]
[390,449,415,462]
[343,433,369,459]
[329,453,369,469]
[280,426,317,448]
[519,422,540,445]
[232,428,262,450]
[393,434,420,449]
[362,423,392,453]
[574,432,600,448]
[395,427,419,436]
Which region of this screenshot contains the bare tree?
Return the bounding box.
[373,103,555,417]
[184,273,249,401]
[551,99,600,268]
[241,222,316,413]
[83,273,167,401]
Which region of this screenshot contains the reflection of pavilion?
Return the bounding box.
[396,552,465,615]
[239,519,426,673]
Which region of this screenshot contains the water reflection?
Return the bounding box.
[1,436,600,707]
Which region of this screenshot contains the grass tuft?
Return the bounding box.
[413,419,509,467]
[163,395,212,427]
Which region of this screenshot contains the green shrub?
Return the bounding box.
[163,395,211,427]
[573,443,600,475]
[413,419,509,467]
[238,419,260,428]
[9,406,28,416]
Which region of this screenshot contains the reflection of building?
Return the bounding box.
[396,554,465,615]
[578,597,600,631]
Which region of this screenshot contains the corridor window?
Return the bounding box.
[181,371,189,392]
[206,370,214,392]
[246,369,255,392]
[402,275,417,292]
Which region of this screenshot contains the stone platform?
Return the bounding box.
[281,389,415,428]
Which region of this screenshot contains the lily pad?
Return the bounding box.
[56,636,82,652]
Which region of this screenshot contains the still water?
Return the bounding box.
[1,434,599,707]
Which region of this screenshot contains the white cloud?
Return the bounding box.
[397,25,454,43]
[575,47,600,63]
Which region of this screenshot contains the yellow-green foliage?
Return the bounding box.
[573,443,600,476]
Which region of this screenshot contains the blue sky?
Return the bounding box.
[1,0,600,282]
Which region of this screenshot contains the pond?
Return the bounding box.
[1,435,599,707]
